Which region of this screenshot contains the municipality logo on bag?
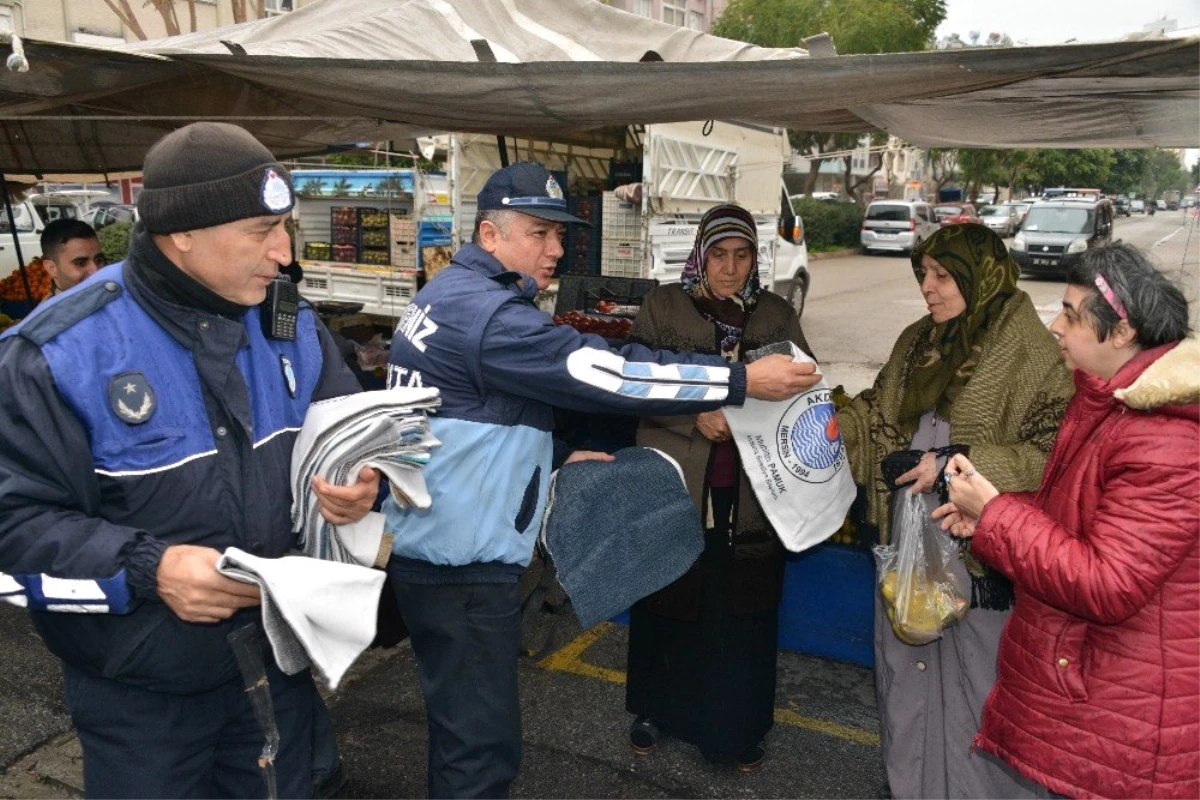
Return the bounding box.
[723,344,855,554]
[778,388,846,483]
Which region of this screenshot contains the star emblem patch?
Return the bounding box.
[108,372,156,425]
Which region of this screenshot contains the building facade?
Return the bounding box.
[1,0,313,45]
[605,0,728,33]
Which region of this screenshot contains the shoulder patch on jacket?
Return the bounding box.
[8,280,124,347]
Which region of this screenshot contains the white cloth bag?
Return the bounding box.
[723,345,855,553]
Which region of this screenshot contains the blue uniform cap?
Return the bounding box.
[477,163,590,225]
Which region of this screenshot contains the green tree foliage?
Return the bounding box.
[1105,149,1150,195]
[1140,149,1190,198]
[1022,149,1114,192]
[954,150,1005,202]
[713,0,946,198]
[713,0,945,53]
[98,222,133,264]
[793,197,863,250]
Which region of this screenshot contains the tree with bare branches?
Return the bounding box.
[104,0,270,41]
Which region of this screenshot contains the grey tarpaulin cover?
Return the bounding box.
[540,447,702,629]
[0,0,1194,178]
[290,388,441,568]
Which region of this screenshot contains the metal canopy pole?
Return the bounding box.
[0,173,34,308]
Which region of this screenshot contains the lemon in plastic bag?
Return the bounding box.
[873,493,970,646]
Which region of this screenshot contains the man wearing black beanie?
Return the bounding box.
[0,122,379,798]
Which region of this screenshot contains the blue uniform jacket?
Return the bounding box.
[0,238,359,693]
[384,243,747,578]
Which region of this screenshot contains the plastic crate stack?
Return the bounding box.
[326,206,359,263]
[357,208,391,266]
[390,212,418,270]
[561,196,602,276]
[600,192,645,278]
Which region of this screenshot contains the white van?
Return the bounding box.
[0,194,84,279]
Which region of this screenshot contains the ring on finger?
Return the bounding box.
[964,468,976,478]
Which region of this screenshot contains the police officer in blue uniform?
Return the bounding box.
[0,122,378,799]
[383,162,821,798]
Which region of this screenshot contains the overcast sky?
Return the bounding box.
[937,0,1199,167]
[936,0,1200,46]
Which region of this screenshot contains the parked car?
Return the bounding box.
[1010,196,1115,278]
[932,202,981,226]
[859,200,939,255]
[1130,198,1146,213]
[83,204,138,230]
[1114,194,1131,217]
[978,204,1022,236]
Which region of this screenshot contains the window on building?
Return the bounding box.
[265,0,294,15]
[0,7,13,37]
[632,0,652,17]
[662,0,687,27]
[687,11,704,31]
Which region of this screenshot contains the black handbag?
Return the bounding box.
[880,444,971,493]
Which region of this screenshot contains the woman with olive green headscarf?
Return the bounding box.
[838,223,1073,799]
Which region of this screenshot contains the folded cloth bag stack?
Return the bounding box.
[291,388,441,567]
[216,547,387,690]
[540,447,703,629]
[723,343,855,553]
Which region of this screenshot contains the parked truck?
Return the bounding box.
[292,122,809,324]
[1161,190,1181,211]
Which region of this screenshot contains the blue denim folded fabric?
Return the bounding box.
[541,447,704,629]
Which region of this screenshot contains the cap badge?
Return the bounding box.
[546,176,564,200]
[108,372,156,425]
[261,169,293,213]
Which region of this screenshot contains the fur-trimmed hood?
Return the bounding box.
[1114,335,1200,417]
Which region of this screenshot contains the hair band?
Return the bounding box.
[1093,274,1127,320]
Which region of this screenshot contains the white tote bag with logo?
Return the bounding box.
[723,344,855,553]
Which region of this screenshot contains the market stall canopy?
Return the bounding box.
[0,0,1195,177]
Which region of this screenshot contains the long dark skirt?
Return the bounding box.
[625,488,779,761]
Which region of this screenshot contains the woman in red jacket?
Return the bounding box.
[935,242,1199,799]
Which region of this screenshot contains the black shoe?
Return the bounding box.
[735,742,765,773]
[629,716,658,755]
[313,759,348,799]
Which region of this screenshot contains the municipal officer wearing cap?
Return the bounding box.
[383,162,820,798]
[0,122,378,798]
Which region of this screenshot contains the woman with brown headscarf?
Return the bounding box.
[623,203,811,772]
[838,223,1074,798]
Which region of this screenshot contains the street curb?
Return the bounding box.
[809,247,859,260]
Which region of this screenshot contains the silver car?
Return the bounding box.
[979,204,1022,236]
[860,201,939,255]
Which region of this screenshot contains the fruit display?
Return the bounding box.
[331,244,357,262]
[332,226,357,245]
[358,247,391,266]
[552,309,632,339]
[358,209,388,229]
[304,242,332,261]
[331,207,357,227]
[360,229,389,248]
[878,568,967,645]
[0,257,52,302]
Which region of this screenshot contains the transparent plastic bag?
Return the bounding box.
[872,492,969,645]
